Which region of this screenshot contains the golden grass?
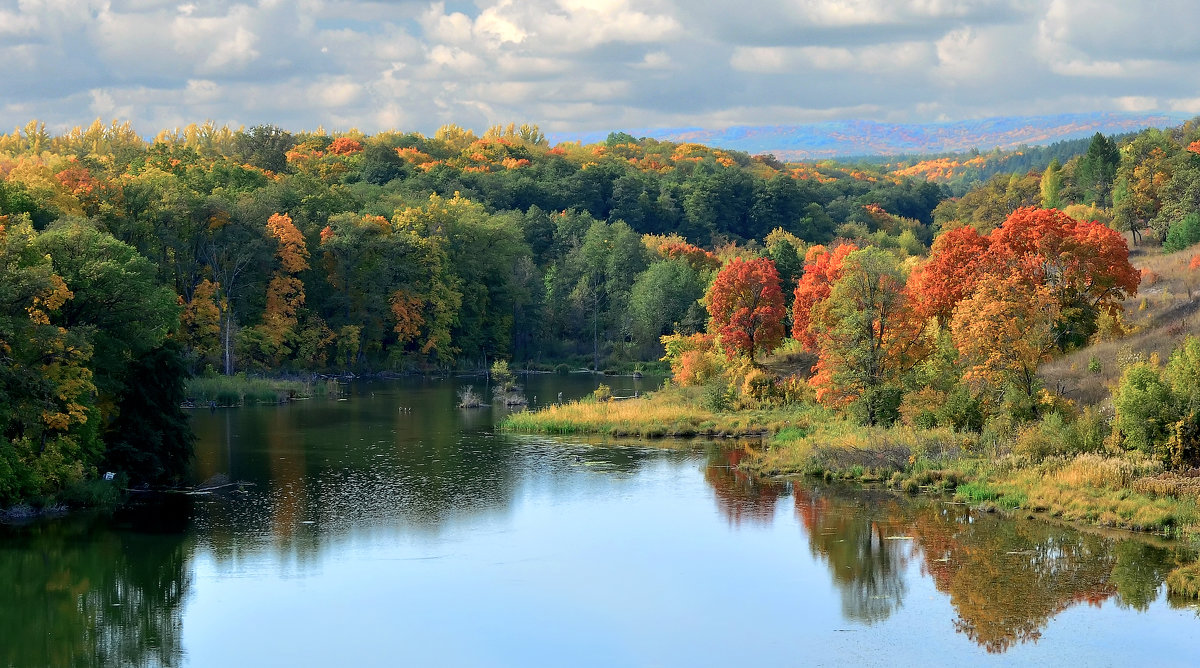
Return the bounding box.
[502,396,715,437]
[499,386,808,438]
[1040,243,1200,406]
[1046,452,1163,489]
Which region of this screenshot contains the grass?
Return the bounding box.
[184,374,335,406]
[1041,242,1200,405]
[500,384,813,438]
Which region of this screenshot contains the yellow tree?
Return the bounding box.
[950,274,1060,400]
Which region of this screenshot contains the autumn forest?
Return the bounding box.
[5,117,1200,508]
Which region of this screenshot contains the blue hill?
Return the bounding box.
[547,112,1188,160]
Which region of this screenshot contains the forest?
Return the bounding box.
[4,116,1200,508]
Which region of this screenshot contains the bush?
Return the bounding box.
[593,384,613,402]
[1166,411,1200,469]
[554,363,570,375]
[1112,362,1177,457]
[701,379,732,412]
[937,384,984,432]
[1163,213,1200,253]
[1013,413,1063,463]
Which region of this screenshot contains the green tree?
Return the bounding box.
[33,221,179,404]
[1076,132,1120,206]
[628,258,707,346]
[1112,362,1176,456]
[1039,159,1063,209]
[810,248,924,425]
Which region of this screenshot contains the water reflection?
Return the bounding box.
[0,507,191,667]
[704,445,788,526]
[794,486,909,623]
[3,376,1197,664]
[696,456,1192,653]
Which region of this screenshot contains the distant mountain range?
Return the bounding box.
[547,113,1188,160]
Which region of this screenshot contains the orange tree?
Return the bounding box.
[808,247,926,425]
[985,206,1138,349]
[950,273,1060,403]
[705,257,785,363]
[791,242,857,350]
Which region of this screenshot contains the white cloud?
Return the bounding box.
[0,0,1197,137]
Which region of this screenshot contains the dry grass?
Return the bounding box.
[749,420,977,477]
[1132,469,1200,499]
[1046,452,1163,489]
[500,385,808,438]
[1040,243,1200,406]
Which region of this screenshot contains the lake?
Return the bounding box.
[3,375,1199,667]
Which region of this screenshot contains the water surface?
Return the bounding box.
[3,376,1198,666]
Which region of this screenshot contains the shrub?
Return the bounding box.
[593,384,613,402]
[937,384,984,432]
[1088,356,1102,374]
[1112,362,1177,457]
[554,363,570,375]
[1163,213,1200,253]
[701,379,732,411]
[1165,411,1200,469]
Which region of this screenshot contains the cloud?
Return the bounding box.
[0,0,1197,137]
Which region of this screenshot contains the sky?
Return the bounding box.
[3,0,1200,137]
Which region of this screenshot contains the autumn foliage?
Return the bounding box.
[792,243,857,349]
[706,257,785,362]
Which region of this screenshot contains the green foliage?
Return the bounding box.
[1164,213,1200,253]
[1112,362,1177,457]
[628,258,707,346]
[1076,132,1120,206]
[102,341,195,486]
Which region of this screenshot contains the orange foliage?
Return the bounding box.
[390,289,425,347]
[181,279,222,356]
[328,137,363,155]
[660,333,718,386]
[260,275,305,346]
[791,243,857,349]
[395,147,435,164]
[1188,140,1200,156]
[319,225,335,245]
[266,212,309,274]
[951,274,1060,396]
[657,241,721,271]
[987,207,1139,314]
[706,257,785,361]
[1141,268,1159,287]
[908,226,991,324]
[1190,254,1200,272]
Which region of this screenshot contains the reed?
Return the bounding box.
[184,375,326,406]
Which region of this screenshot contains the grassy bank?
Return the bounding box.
[749,416,1200,535]
[499,384,806,437]
[184,374,339,406]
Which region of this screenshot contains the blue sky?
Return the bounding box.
[2,0,1199,136]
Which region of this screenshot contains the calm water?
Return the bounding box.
[3,376,1200,667]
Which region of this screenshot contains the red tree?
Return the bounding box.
[706,257,785,362]
[987,206,1139,315]
[792,243,857,349]
[908,226,991,326]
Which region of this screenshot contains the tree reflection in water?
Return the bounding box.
[705,445,787,526]
[0,501,192,667]
[699,456,1191,653]
[794,486,909,623]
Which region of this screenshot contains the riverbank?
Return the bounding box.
[502,387,1200,539]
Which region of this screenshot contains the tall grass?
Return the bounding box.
[184,375,331,406]
[500,385,809,438]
